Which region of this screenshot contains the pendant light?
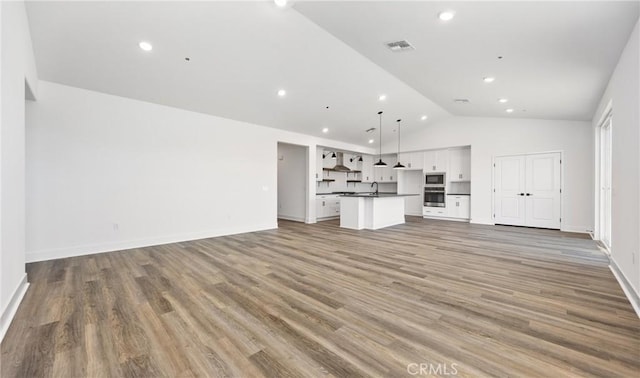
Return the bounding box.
[373,111,387,167]
[393,119,405,170]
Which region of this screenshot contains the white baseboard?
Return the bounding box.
[470,218,494,225]
[26,222,277,263]
[609,257,640,318]
[423,216,469,223]
[561,225,592,234]
[277,215,305,222]
[470,219,592,233]
[0,274,29,342]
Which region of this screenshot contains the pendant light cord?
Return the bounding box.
[397,119,401,154]
[378,111,383,161]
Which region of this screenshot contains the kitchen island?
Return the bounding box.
[339,193,418,230]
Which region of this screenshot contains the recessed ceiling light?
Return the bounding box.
[138,41,153,51]
[322,128,329,133]
[506,108,514,113]
[277,89,286,97]
[378,94,387,101]
[498,98,508,103]
[483,76,495,83]
[421,115,428,121]
[438,11,455,21]
[368,139,374,144]
[274,0,287,7]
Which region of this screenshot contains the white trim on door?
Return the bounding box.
[491,151,566,231]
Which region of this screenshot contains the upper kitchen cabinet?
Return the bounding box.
[374,154,398,182]
[448,147,471,182]
[360,154,374,182]
[424,149,448,172]
[398,151,424,170]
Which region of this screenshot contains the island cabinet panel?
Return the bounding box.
[340,195,407,230]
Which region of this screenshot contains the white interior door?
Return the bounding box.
[524,153,561,229]
[494,156,526,226]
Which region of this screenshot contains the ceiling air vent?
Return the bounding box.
[386,40,415,52]
[454,99,470,104]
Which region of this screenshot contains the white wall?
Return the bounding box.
[0,0,38,340]
[593,19,639,304]
[26,81,373,262]
[385,117,594,231]
[277,143,307,222]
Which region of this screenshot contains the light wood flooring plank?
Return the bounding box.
[2,217,639,377]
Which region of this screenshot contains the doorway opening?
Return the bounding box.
[598,112,612,252]
[277,142,308,223]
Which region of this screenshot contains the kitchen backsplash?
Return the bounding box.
[317,180,397,194]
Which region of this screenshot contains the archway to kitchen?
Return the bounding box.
[277,142,309,223]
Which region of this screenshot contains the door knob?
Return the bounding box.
[518,193,525,196]
[526,193,532,196]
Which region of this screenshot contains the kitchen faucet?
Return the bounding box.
[371,181,379,195]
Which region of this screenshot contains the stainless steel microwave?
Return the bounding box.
[425,173,445,186]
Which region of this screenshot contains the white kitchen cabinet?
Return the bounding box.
[361,155,374,182]
[315,197,324,217]
[316,195,341,220]
[387,154,398,182]
[398,170,423,216]
[315,148,324,181]
[398,151,424,170]
[423,206,448,217]
[446,195,470,219]
[424,149,448,172]
[374,154,397,182]
[448,148,471,182]
[398,153,410,170]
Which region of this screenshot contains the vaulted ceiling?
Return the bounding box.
[296,1,639,121]
[26,1,639,146]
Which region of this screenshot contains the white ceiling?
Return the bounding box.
[25,1,639,146]
[25,1,449,147]
[295,1,639,121]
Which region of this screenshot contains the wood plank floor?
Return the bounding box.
[2,218,639,377]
